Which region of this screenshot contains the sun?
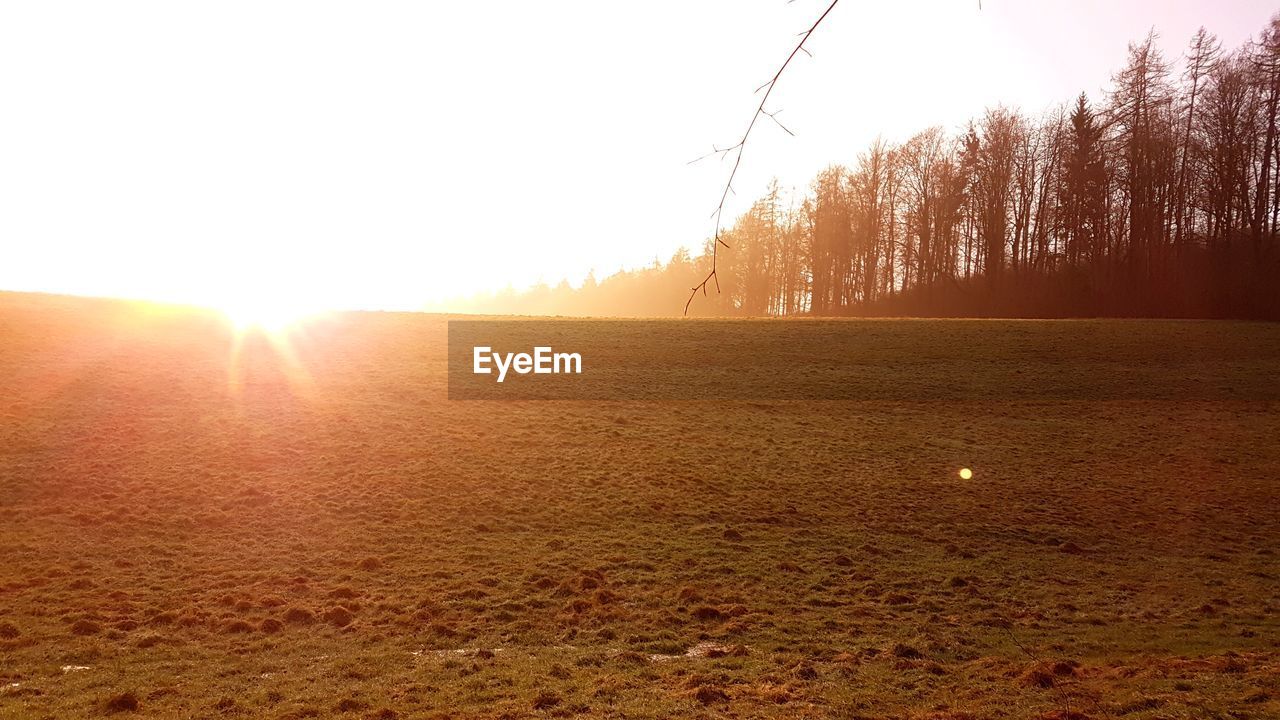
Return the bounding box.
[218,294,320,332]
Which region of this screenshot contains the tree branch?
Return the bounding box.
[685,0,841,315]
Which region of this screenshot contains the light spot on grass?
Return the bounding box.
[411,647,503,658]
[649,642,748,662]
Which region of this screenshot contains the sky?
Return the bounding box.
[1,0,1276,313]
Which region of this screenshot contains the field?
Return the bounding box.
[0,291,1278,719]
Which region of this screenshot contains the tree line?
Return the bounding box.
[452,19,1280,319]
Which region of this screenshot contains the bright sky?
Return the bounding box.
[1,1,1275,312]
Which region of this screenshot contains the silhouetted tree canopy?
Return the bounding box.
[454,18,1280,319]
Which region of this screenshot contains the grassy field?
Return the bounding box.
[0,292,1277,719]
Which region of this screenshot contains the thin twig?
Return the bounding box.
[763,109,796,136]
[685,0,841,315]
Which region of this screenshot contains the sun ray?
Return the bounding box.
[217,291,325,400]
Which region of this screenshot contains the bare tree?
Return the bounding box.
[471,12,1280,320]
[1175,28,1222,250]
[685,0,841,314]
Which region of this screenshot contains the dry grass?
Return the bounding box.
[0,291,1277,719]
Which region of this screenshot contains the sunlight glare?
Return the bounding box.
[220,294,319,333]
[958,467,973,480]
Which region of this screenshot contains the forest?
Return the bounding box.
[452,20,1280,319]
